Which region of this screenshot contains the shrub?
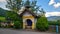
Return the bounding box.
[48,21,60,26]
[6,11,23,28]
[36,17,49,31]
[0,20,1,27]
[14,21,21,29]
[0,23,1,27]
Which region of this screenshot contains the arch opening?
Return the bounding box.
[26,19,32,26]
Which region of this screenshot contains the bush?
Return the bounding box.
[0,23,1,27]
[48,21,56,25]
[14,21,21,29]
[36,17,49,31]
[6,11,23,28]
[0,20,1,27]
[48,21,60,26]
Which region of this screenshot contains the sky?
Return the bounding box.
[0,0,60,17]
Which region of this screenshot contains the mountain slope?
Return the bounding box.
[47,16,60,21]
[0,8,7,17]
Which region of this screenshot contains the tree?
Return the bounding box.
[6,0,23,12]
[36,7,48,31]
[6,0,41,13]
[24,0,30,6]
[23,0,41,14]
[36,16,49,31]
[40,8,45,17]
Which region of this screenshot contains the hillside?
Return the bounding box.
[47,16,60,21]
[0,8,7,17]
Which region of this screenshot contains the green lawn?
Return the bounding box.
[0,17,6,21]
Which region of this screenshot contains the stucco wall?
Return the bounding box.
[22,12,36,29]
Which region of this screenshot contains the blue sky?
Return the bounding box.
[37,0,60,12]
[0,0,60,17]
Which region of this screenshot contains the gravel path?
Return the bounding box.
[0,28,59,34]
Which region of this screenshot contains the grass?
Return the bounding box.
[0,17,6,21]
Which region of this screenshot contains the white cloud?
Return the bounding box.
[53,3,60,8]
[45,12,60,17]
[49,0,60,8]
[49,0,55,5]
[0,0,6,2]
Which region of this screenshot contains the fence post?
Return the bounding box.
[56,25,58,33]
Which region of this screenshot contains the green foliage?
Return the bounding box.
[14,21,21,29]
[24,0,30,6]
[0,24,1,27]
[6,11,22,21]
[6,0,41,13]
[48,21,56,25]
[0,20,1,27]
[6,0,22,12]
[24,0,40,13]
[6,11,23,28]
[36,17,49,31]
[48,20,60,26]
[57,20,60,26]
